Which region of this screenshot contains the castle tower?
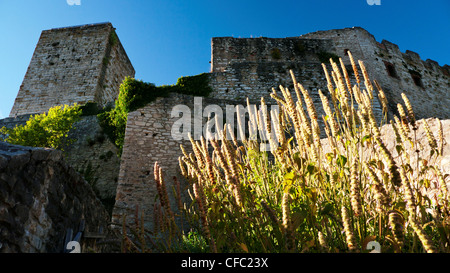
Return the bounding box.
[9,22,135,117]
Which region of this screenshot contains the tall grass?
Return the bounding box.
[122,53,449,253]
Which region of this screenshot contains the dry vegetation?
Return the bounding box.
[121,52,449,253]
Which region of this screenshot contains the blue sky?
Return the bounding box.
[0,0,449,118]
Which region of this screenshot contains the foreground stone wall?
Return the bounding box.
[0,115,121,215]
[0,142,111,253]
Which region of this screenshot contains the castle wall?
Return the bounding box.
[9,22,135,117]
[96,32,136,107]
[112,93,245,229]
[300,27,450,120]
[209,37,336,104]
[209,27,449,123]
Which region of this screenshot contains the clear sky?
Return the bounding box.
[0,0,449,118]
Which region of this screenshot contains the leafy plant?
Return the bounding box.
[0,104,81,150]
[98,73,212,154]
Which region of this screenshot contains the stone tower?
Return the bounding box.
[9,22,135,117]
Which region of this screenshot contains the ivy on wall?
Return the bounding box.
[97,73,212,155]
[317,51,340,64]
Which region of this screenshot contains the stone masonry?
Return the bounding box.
[0,142,112,253]
[208,27,450,121]
[9,22,135,117]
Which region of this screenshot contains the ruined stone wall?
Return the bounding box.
[208,32,385,129]
[209,37,336,104]
[9,22,135,117]
[300,27,450,120]
[96,31,135,107]
[0,142,112,253]
[209,27,449,123]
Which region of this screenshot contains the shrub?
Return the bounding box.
[0,104,81,150]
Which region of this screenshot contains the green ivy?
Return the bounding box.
[98,73,212,155]
[317,51,340,64]
[271,48,281,60]
[109,30,119,47]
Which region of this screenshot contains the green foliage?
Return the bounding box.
[271,48,281,59]
[0,104,81,150]
[172,73,213,97]
[317,51,340,64]
[80,102,102,116]
[294,41,306,55]
[172,231,209,253]
[109,30,119,47]
[98,73,212,154]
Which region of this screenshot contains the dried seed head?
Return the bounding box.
[322,63,336,99]
[397,104,411,136]
[375,136,401,187]
[340,57,352,93]
[282,192,291,232]
[400,167,416,217]
[394,115,410,144]
[423,119,438,151]
[318,231,328,251]
[358,60,374,96]
[401,93,416,129]
[365,162,391,212]
[409,216,438,253]
[319,89,338,137]
[388,210,404,247]
[350,157,363,217]
[179,156,187,177]
[347,51,360,86]
[374,80,388,115]
[290,69,303,103]
[438,119,444,155]
[341,206,358,252]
